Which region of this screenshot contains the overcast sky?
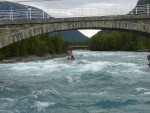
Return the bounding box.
[7,0,139,37]
[12,0,138,9]
[6,0,138,16]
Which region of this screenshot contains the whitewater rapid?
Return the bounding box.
[0,50,150,113]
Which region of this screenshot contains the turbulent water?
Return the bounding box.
[0,50,150,113]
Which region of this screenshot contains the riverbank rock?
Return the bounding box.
[136,49,150,52]
[0,53,70,63]
[147,54,150,61]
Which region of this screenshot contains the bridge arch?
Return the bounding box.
[0,20,150,48]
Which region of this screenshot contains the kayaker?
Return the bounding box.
[67,55,75,60]
[71,55,75,60]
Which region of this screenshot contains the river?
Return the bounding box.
[0,50,150,113]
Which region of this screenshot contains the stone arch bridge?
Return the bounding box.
[0,15,150,48]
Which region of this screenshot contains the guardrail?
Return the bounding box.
[0,4,150,21]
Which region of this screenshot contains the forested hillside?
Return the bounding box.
[50,30,89,42]
[0,33,69,60]
[89,31,150,51]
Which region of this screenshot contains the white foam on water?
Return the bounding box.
[72,91,108,96]
[121,55,137,58]
[66,76,74,83]
[10,61,57,72]
[0,110,15,113]
[0,98,16,109]
[8,59,69,77]
[73,50,121,58]
[0,98,14,102]
[144,92,150,95]
[136,88,149,92]
[106,61,148,76]
[34,101,55,111]
[91,91,108,96]
[32,89,60,96]
[107,62,139,70]
[66,75,81,83]
[135,88,150,95]
[78,61,110,72]
[0,98,15,102]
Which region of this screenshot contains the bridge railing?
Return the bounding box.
[0,4,150,21]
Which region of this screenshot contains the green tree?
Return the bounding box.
[89,31,150,51]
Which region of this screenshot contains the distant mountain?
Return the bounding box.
[0,1,51,19]
[50,30,89,42]
[137,0,150,5]
[129,0,150,15]
[0,1,30,9]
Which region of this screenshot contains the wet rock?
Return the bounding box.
[147,54,150,67]
[147,54,150,61]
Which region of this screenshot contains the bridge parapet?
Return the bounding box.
[0,15,150,28]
